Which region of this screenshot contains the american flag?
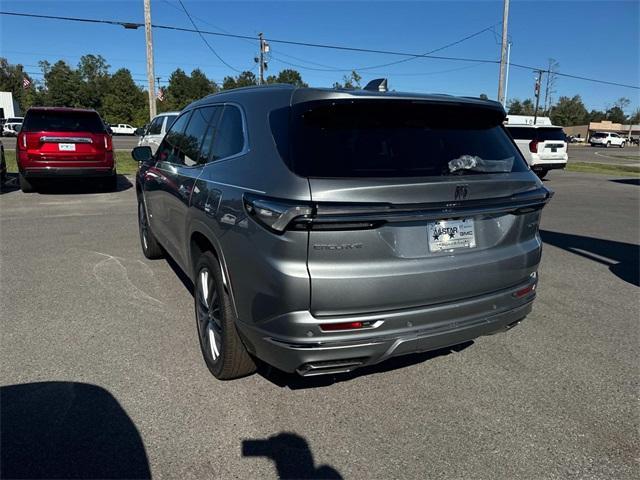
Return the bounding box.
[22,77,31,89]
[157,87,165,102]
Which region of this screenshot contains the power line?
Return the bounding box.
[2,10,638,90]
[175,0,242,73]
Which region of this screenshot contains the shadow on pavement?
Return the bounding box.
[7,174,133,195]
[609,178,640,186]
[1,381,151,479]
[258,341,473,390]
[242,432,342,479]
[0,172,19,194]
[540,229,639,287]
[164,253,195,296]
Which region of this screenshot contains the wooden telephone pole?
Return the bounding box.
[144,0,156,120]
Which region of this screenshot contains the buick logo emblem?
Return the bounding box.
[454,185,469,201]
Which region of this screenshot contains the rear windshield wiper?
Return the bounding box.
[448,155,514,174]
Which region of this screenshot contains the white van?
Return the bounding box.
[505,124,568,179]
[137,112,179,154]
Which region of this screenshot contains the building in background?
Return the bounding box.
[0,92,22,120]
[564,121,639,141]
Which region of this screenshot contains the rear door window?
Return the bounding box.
[285,100,526,177]
[211,106,245,160]
[156,111,192,165]
[180,107,219,166]
[23,110,106,133]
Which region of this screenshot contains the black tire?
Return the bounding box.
[606,142,611,148]
[194,251,256,380]
[535,169,548,179]
[19,174,35,193]
[138,199,164,259]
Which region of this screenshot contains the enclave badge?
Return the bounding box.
[454,185,469,201]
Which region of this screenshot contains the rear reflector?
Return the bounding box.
[514,284,536,298]
[320,321,373,331]
[529,140,539,153]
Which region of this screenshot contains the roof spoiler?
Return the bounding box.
[363,78,388,92]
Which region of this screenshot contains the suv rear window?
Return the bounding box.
[278,100,526,177]
[23,110,106,133]
[536,127,565,141]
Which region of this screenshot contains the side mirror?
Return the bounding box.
[134,128,145,136]
[14,125,22,133]
[131,146,153,163]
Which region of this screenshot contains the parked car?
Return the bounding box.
[133,85,552,380]
[110,123,137,135]
[505,124,568,179]
[589,131,626,148]
[137,112,179,154]
[2,122,22,137]
[16,107,116,192]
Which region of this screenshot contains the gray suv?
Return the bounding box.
[133,84,552,379]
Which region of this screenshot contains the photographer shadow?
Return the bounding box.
[243,432,342,479]
[1,381,150,479]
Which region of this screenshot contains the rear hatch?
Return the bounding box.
[21,110,111,164]
[534,127,567,161]
[288,99,547,316]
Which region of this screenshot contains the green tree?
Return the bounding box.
[628,108,640,124]
[222,71,257,90]
[550,95,588,126]
[266,69,308,87]
[333,70,361,89]
[190,68,218,99]
[521,99,535,116]
[507,99,523,115]
[42,60,83,107]
[0,58,39,113]
[101,68,145,124]
[588,109,606,122]
[77,54,110,111]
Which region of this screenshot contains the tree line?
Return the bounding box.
[0,55,323,126]
[507,95,639,126]
[2,55,637,127]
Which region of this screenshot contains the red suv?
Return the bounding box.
[16,107,116,192]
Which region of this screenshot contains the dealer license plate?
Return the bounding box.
[427,219,476,252]
[58,143,76,151]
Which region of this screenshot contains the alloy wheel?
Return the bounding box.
[196,268,223,362]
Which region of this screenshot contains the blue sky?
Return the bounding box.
[1,0,639,113]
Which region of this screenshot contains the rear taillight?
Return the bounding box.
[243,194,313,233]
[103,134,112,152]
[17,132,26,150]
[528,140,539,153]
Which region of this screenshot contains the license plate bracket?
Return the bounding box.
[427,218,476,252]
[58,143,76,151]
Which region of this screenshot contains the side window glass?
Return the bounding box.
[181,107,218,166]
[156,111,192,165]
[199,106,223,164]
[148,117,163,135]
[211,106,245,161]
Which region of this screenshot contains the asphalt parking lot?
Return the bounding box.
[1,170,638,479]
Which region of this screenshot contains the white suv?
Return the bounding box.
[505,125,568,179]
[589,132,626,148]
[137,112,179,154]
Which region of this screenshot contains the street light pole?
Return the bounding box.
[497,0,510,104]
[144,0,156,120]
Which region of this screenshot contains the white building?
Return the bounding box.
[0,91,22,120]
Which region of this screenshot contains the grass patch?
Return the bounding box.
[566,162,640,177]
[3,150,138,175]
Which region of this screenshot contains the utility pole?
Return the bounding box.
[533,70,543,125]
[144,0,156,120]
[257,33,269,85]
[543,61,551,114]
[497,0,510,104]
[503,41,512,108]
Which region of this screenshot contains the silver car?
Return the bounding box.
[133,84,552,379]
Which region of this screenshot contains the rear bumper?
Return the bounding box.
[21,167,115,178]
[237,279,536,376]
[531,162,566,171]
